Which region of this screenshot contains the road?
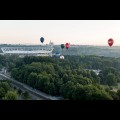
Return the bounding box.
[10,82,46,100]
[0,72,62,100]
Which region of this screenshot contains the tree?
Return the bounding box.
[13,86,16,90]
[72,83,85,100]
[2,91,18,100]
[106,73,117,86]
[1,82,10,92]
[60,81,75,99]
[11,68,19,79]
[109,91,119,100]
[99,67,120,85]
[27,72,38,88]
[22,91,30,99]
[83,85,113,100]
[49,83,57,95]
[117,89,120,100]
[18,88,22,95]
[62,74,69,83]
[0,88,6,99]
[37,74,50,93]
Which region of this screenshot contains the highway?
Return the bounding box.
[0,72,62,100]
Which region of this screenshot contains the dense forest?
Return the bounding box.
[0,80,18,100]
[1,54,120,100]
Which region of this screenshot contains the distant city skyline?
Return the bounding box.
[0,20,120,46]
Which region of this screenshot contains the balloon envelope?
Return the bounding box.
[60,55,64,59]
[65,43,70,49]
[108,38,114,47]
[61,44,65,49]
[40,37,44,43]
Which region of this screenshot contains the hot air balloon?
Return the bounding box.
[65,43,70,49]
[40,37,44,43]
[61,44,65,49]
[60,55,64,60]
[61,44,65,55]
[108,38,114,47]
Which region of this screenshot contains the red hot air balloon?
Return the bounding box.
[108,38,114,47]
[65,43,70,49]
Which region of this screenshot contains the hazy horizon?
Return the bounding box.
[0,20,120,46]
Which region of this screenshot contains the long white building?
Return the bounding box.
[1,43,54,57]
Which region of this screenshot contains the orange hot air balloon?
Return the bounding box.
[108,38,114,47]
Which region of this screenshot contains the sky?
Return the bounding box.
[0,20,120,46]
